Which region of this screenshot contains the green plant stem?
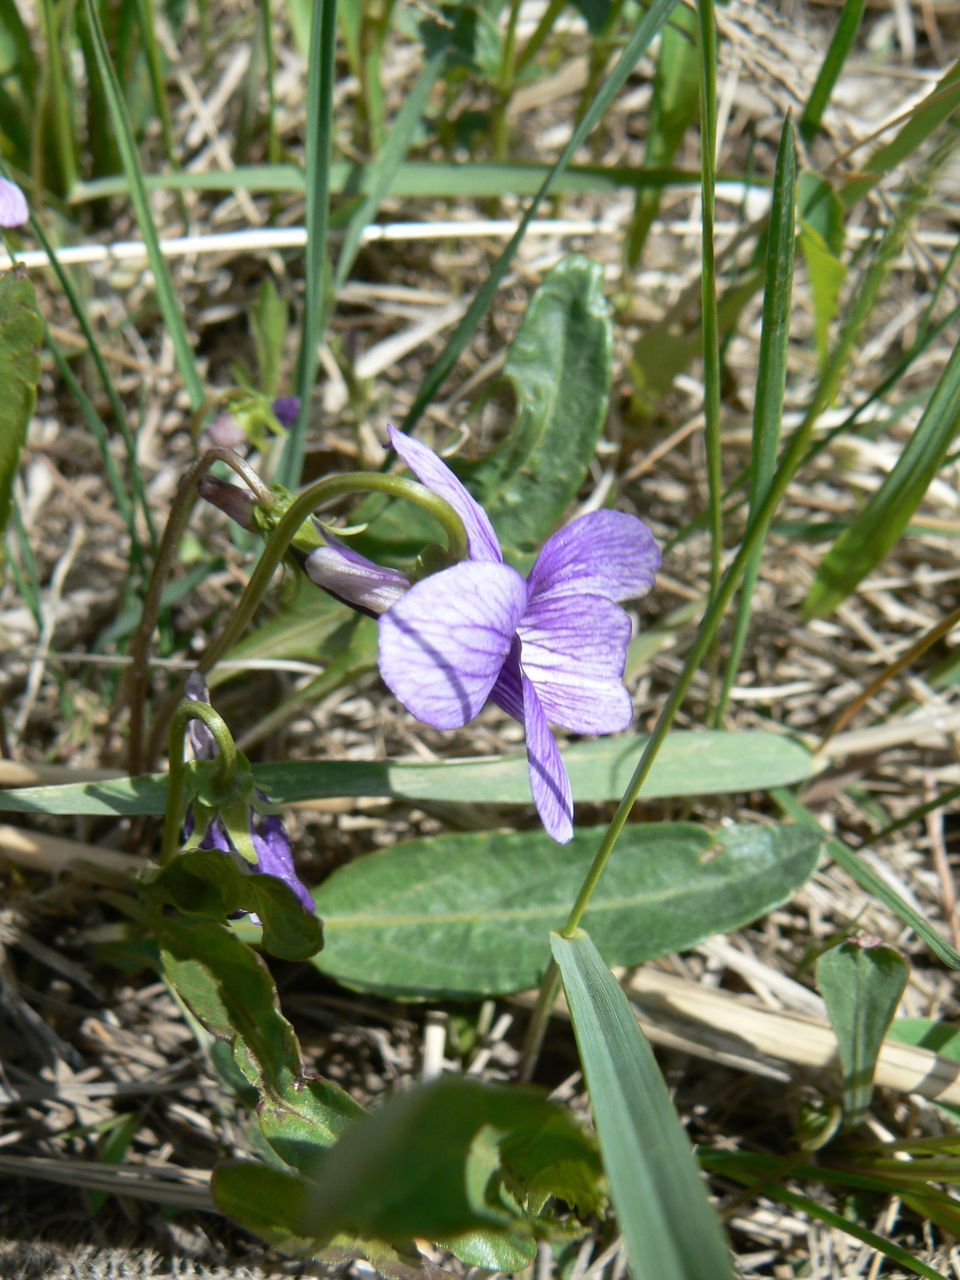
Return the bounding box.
[515,0,564,75]
[520,359,831,1079]
[492,0,524,161]
[160,698,239,865]
[38,0,77,196]
[125,450,274,776]
[696,0,723,632]
[196,472,469,678]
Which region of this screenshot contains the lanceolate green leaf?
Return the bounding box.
[0,266,42,544]
[310,821,820,998]
[817,941,909,1127]
[551,930,733,1280]
[804,328,960,618]
[463,256,612,558]
[0,729,816,816]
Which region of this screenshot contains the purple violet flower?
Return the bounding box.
[0,177,28,228]
[378,427,661,844]
[184,674,315,915]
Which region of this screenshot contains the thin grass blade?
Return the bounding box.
[840,59,960,207]
[772,788,960,969]
[551,929,733,1280]
[280,0,338,490]
[804,325,960,618]
[799,0,866,142]
[401,0,678,431]
[80,0,203,409]
[333,48,448,291]
[717,119,797,718]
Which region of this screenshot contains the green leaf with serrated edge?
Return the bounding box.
[311,821,820,999]
[805,327,960,617]
[772,788,960,970]
[0,267,43,543]
[145,848,323,961]
[231,1076,601,1244]
[355,255,612,564]
[440,1230,537,1271]
[0,729,816,816]
[817,941,909,1127]
[552,930,734,1280]
[158,916,361,1167]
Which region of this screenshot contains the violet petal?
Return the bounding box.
[387,426,502,564]
[489,637,524,722]
[0,178,28,228]
[379,560,527,729]
[518,594,633,735]
[522,674,573,844]
[253,814,316,915]
[305,542,410,615]
[528,510,661,605]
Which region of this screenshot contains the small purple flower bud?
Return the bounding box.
[304,542,410,617]
[198,475,257,531]
[272,397,301,428]
[0,178,28,228]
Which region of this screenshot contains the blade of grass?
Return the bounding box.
[695,0,723,653]
[81,0,203,410]
[45,328,143,580]
[772,788,960,970]
[551,930,733,1280]
[804,323,960,618]
[279,0,338,490]
[16,200,157,558]
[839,59,960,207]
[625,2,699,267]
[715,119,797,721]
[332,48,449,292]
[72,159,724,201]
[799,0,866,143]
[714,1167,945,1280]
[401,0,680,432]
[38,0,77,196]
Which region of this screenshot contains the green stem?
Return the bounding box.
[125,449,274,775]
[520,364,827,1079]
[160,698,238,865]
[492,0,524,161]
[514,0,564,76]
[197,472,469,678]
